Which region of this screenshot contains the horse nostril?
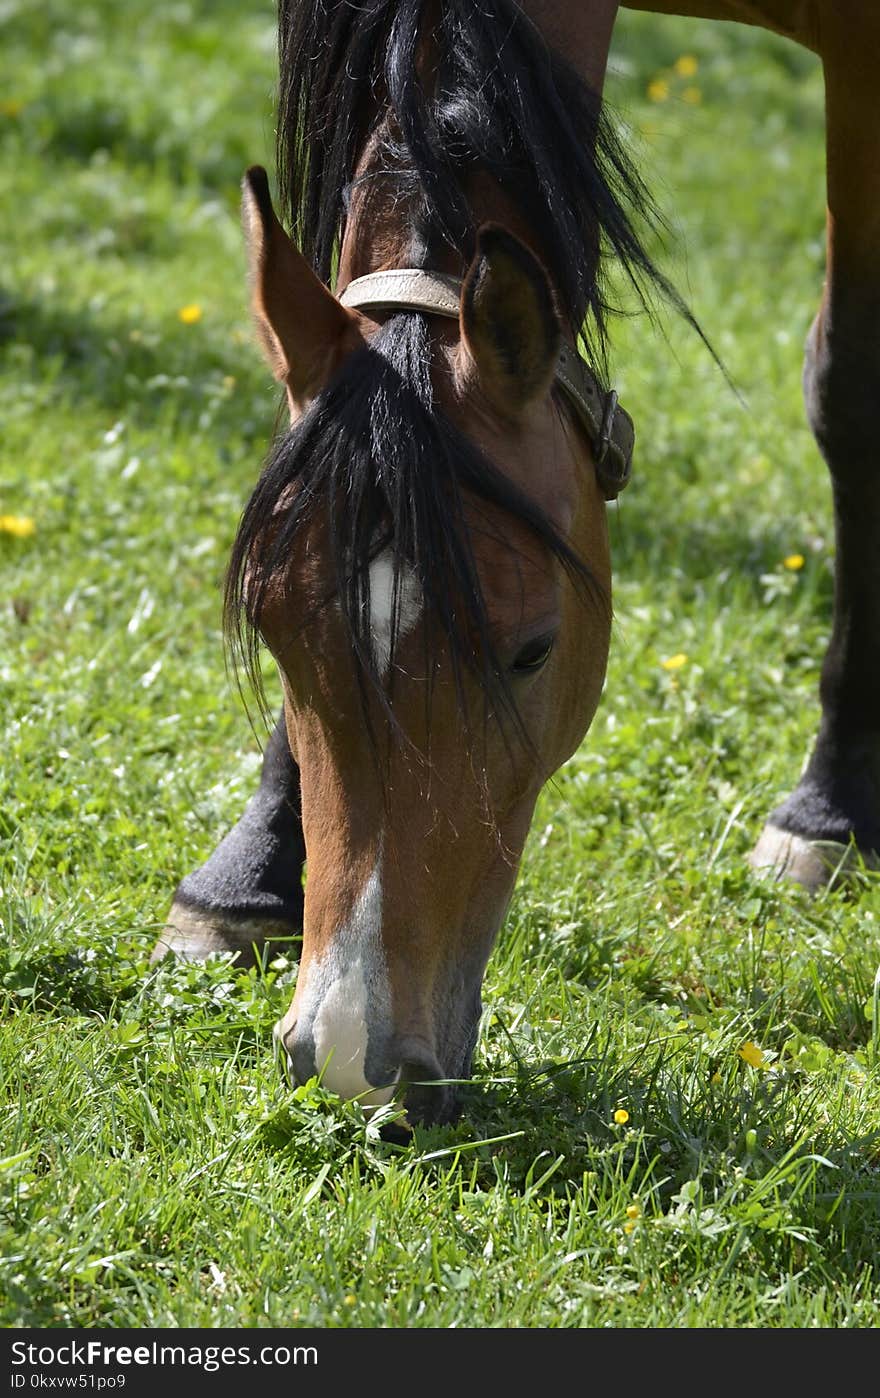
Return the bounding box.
[396,1041,454,1126]
[396,1037,444,1087]
[276,1022,316,1088]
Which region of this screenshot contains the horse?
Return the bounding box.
[152,0,880,1130]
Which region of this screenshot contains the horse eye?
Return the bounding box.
[511,634,555,674]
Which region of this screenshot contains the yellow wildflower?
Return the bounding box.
[626,1204,641,1220]
[0,99,25,118]
[710,1070,722,1085]
[674,55,699,78]
[178,304,202,325]
[613,1108,630,1125]
[783,554,805,571]
[0,515,36,538]
[738,1040,767,1069]
[682,86,702,105]
[647,79,669,103]
[661,653,688,672]
[623,1219,638,1234]
[343,1294,356,1306]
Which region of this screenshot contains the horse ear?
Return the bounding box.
[459,224,561,417]
[241,166,358,406]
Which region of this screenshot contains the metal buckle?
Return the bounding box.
[595,389,618,468]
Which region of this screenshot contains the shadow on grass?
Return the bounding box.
[0,285,276,449]
[36,93,260,197]
[408,1061,880,1278]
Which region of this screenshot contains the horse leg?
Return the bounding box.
[152,709,306,963]
[621,0,877,886]
[751,10,880,887]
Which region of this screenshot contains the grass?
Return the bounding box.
[2,0,879,1329]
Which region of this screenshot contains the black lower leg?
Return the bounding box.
[762,295,880,861]
[154,709,306,961]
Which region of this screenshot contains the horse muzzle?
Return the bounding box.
[275,996,476,1129]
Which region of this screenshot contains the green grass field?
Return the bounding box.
[2,0,879,1329]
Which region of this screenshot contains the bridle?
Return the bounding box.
[339,268,635,501]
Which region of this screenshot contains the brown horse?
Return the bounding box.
[153,1,880,1129]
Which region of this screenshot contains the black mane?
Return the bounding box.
[226,0,675,741]
[276,0,673,347]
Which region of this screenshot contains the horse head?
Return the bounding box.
[231,168,613,1125]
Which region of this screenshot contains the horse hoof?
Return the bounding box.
[150,901,299,967]
[749,823,877,891]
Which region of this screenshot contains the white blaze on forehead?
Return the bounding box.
[300,858,398,1110]
[369,550,422,677]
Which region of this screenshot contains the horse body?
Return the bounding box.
[154,0,880,1127]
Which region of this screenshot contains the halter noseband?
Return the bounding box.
[339,268,634,501]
